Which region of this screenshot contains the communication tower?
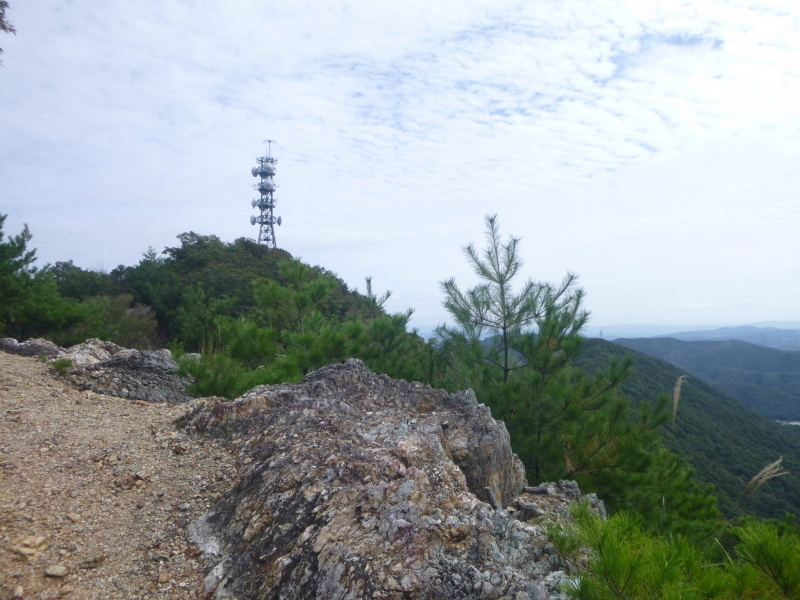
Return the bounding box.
[249,139,282,247]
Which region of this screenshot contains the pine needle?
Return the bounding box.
[743,457,789,496]
[672,375,688,429]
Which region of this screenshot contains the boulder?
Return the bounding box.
[59,338,125,367]
[183,359,598,600]
[0,337,62,357]
[65,343,192,404]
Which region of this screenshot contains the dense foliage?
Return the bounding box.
[6,227,378,351]
[615,336,800,420]
[1,214,437,402]
[0,216,113,345]
[175,258,424,398]
[550,502,800,600]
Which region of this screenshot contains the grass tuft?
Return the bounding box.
[743,457,789,496]
[672,375,688,429]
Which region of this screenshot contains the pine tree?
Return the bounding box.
[253,258,336,334]
[0,215,35,333]
[0,215,90,341]
[438,214,583,382]
[435,215,720,535]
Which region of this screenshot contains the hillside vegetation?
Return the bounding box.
[615,336,800,420]
[576,339,800,519]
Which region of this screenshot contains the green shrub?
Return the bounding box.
[550,502,800,599]
[52,358,73,377]
[58,294,159,348]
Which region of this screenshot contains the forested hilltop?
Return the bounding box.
[1,226,370,348]
[4,212,800,598]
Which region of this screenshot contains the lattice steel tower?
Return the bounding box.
[250,140,282,247]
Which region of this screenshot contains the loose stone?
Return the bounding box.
[44,564,69,577]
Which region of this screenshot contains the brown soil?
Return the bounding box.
[0,352,238,600]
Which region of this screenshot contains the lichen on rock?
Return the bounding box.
[184,359,598,600]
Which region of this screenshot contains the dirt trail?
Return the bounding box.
[0,352,238,600]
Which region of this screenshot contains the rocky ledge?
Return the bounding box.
[0,337,192,404]
[181,359,601,600]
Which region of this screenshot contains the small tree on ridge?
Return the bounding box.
[437,214,584,382]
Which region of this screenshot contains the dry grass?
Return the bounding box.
[672,375,688,429]
[743,457,789,496]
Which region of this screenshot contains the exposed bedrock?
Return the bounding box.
[0,336,62,357]
[61,339,193,404]
[0,337,192,403]
[184,359,596,600]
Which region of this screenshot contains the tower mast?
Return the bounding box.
[250,140,282,247]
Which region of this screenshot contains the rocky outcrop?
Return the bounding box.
[61,339,192,404]
[0,338,192,404]
[182,359,600,600]
[57,337,126,366]
[0,337,62,357]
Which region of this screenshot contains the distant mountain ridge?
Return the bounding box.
[613,337,800,420]
[654,325,800,352]
[582,322,800,348]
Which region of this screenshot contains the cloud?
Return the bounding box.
[1,0,799,329]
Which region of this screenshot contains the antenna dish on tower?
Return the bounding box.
[258,180,275,193]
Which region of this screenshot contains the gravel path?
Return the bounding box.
[0,352,238,600]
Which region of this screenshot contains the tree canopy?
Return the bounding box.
[0,215,93,343]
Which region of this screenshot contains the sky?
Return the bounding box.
[1,0,799,336]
